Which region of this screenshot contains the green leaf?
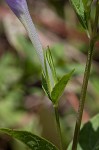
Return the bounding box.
[67,114,99,150]
[43,48,57,93]
[82,0,93,22]
[82,0,88,7]
[0,129,59,150]
[70,0,87,29]
[46,47,57,84]
[51,69,74,104]
[42,73,51,99]
[79,114,99,150]
[43,47,58,97]
[82,0,93,9]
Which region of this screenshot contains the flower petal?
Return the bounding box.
[6,0,26,17]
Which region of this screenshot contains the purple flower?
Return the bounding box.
[5,0,55,88]
[5,0,45,68]
[6,0,26,17]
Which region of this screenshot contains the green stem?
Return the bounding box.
[72,1,99,149]
[93,0,99,36]
[72,39,95,150]
[54,105,63,150]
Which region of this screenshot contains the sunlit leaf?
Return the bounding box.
[70,0,87,29]
[51,69,74,104]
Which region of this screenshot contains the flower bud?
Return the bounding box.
[5,0,55,88]
[6,0,44,68]
[6,0,26,17]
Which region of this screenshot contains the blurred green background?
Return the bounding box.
[0,0,99,150]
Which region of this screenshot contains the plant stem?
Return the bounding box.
[93,0,99,36]
[72,39,95,150]
[54,105,63,150]
[72,1,99,149]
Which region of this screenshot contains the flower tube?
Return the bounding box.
[6,0,55,89]
[6,0,44,68]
